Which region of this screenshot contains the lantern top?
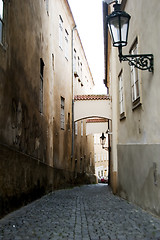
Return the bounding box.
[107,3,131,47]
[107,4,131,22]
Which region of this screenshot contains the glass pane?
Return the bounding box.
[120,16,129,46]
[0,20,2,43]
[121,23,128,44]
[0,0,3,20]
[136,80,140,98]
[109,17,120,46]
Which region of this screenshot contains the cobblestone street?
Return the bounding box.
[0,184,160,240]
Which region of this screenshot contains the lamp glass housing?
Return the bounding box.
[100,133,106,147]
[107,5,131,47]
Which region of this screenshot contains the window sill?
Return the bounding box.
[132,97,141,110]
[59,45,63,51]
[120,112,126,121]
[0,42,7,51]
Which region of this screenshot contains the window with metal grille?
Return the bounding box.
[61,97,65,130]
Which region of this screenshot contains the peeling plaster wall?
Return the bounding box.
[118,144,160,216]
[0,0,95,217]
[0,0,50,163]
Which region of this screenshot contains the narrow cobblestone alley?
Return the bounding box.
[0,184,160,240]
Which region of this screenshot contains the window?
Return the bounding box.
[73,49,77,73]
[81,120,83,136]
[59,15,63,49]
[101,154,103,162]
[75,122,78,135]
[61,97,65,130]
[80,62,82,80]
[67,112,70,130]
[65,29,69,60]
[44,0,49,14]
[80,157,82,172]
[90,152,92,166]
[130,40,140,108]
[94,153,96,163]
[52,54,54,71]
[119,70,125,118]
[0,0,4,44]
[39,58,44,114]
[98,154,100,162]
[78,57,80,76]
[101,170,103,177]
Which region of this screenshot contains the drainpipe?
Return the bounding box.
[71,25,77,163]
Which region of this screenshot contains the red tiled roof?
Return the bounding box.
[74,95,110,101]
[86,118,108,123]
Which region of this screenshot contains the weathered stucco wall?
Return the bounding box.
[118,144,160,216]
[0,0,52,163]
[0,0,96,218]
[108,0,160,213]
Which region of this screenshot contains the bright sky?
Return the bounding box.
[68,0,107,94]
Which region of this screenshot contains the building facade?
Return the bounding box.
[72,29,95,183]
[0,0,95,217]
[104,0,160,215]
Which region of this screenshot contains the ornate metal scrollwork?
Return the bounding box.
[118,46,154,72]
[119,54,154,72]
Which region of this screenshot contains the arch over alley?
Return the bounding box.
[74,95,111,122]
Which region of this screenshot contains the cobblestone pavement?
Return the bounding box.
[1,184,160,240]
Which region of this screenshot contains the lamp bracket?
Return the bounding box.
[118,46,154,72]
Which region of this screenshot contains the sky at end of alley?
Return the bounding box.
[68,0,107,95]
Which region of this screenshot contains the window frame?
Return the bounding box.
[44,0,49,15]
[60,96,65,130]
[118,69,126,119]
[73,48,77,73]
[67,112,70,130]
[39,58,44,114]
[0,0,4,45]
[65,29,69,60]
[75,121,78,135]
[81,120,83,136]
[130,39,141,109]
[59,15,63,50]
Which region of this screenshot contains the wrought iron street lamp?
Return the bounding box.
[107,1,154,72]
[100,132,106,147]
[100,132,109,150]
